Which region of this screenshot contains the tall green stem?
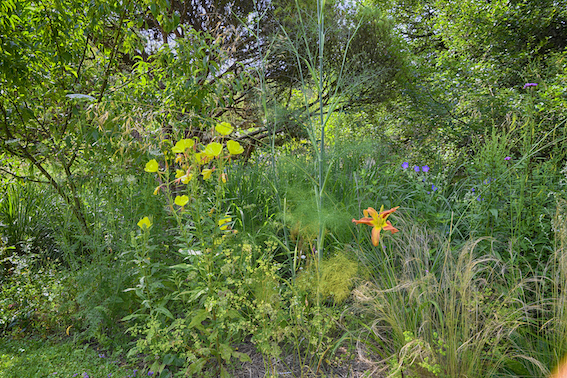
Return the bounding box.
[316,0,325,272]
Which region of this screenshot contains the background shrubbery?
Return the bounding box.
[2,0,567,377]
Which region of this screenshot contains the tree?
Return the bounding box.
[0,0,139,235]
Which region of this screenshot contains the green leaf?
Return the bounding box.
[188,309,209,328]
[154,306,174,319]
[188,358,207,374]
[65,93,96,101]
[233,351,251,363]
[219,343,232,361]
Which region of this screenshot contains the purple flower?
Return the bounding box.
[422,165,430,173]
[82,373,89,378]
[523,83,538,89]
[471,188,475,192]
[148,372,154,376]
[476,196,482,201]
[504,156,511,161]
[99,353,105,358]
[432,184,438,192]
[414,166,420,172]
[401,162,409,169]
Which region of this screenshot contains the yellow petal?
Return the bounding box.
[144,159,159,173]
[221,173,227,183]
[153,186,160,195]
[215,122,233,136]
[171,138,195,153]
[204,142,223,157]
[174,195,189,207]
[218,217,232,230]
[202,169,213,180]
[175,169,185,178]
[227,140,244,155]
[181,173,193,184]
[137,216,152,229]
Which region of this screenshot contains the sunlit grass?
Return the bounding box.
[0,336,143,378]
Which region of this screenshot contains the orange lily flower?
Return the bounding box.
[352,206,399,246]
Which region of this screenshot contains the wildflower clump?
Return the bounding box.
[129,121,253,376]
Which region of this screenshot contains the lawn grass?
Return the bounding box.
[0,336,144,378]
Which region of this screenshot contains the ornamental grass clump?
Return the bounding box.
[353,216,530,378]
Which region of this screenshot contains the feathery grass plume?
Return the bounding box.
[353,215,530,377]
[296,251,358,304]
[518,198,567,377]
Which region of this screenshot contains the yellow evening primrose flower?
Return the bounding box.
[174,195,189,207]
[204,142,223,158]
[144,159,159,173]
[175,169,185,179]
[153,186,160,195]
[227,140,244,155]
[201,169,213,180]
[221,173,227,183]
[218,217,232,230]
[215,122,233,136]
[137,216,152,229]
[171,138,195,153]
[194,152,208,165]
[181,173,193,184]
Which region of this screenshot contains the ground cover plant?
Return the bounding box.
[2,0,567,377]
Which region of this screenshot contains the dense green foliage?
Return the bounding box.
[2,0,567,377]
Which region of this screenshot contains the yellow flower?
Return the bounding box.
[215,122,233,136]
[144,159,159,173]
[174,195,189,207]
[153,186,160,195]
[204,142,223,158]
[221,173,227,183]
[137,216,152,229]
[181,173,193,184]
[171,138,195,153]
[175,169,185,179]
[227,140,244,155]
[352,206,399,246]
[194,152,210,165]
[218,216,232,230]
[202,169,213,180]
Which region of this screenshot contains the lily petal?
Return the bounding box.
[352,217,375,226]
[383,221,399,234]
[379,206,400,219]
[371,227,381,246]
